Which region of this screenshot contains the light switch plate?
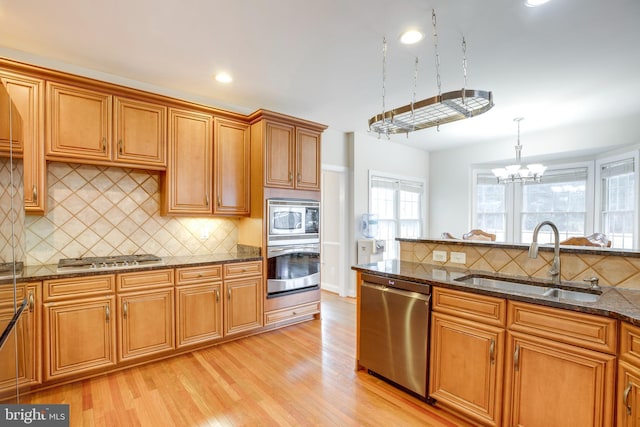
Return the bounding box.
[433,250,447,262]
[451,252,466,264]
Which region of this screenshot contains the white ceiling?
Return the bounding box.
[0,0,638,151]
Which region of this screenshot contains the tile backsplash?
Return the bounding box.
[25,162,240,265]
[400,240,640,289]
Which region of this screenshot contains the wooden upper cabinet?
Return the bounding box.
[47,81,167,169]
[0,71,46,214]
[162,107,213,215]
[264,121,295,188]
[113,96,166,167]
[213,117,250,215]
[295,127,321,190]
[47,81,112,161]
[0,82,24,154]
[263,120,321,191]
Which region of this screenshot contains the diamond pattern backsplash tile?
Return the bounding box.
[0,157,25,263]
[25,162,239,265]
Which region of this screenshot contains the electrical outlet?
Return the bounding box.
[433,250,447,262]
[451,252,466,264]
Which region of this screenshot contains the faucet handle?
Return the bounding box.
[583,277,600,290]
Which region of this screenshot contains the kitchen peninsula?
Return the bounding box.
[353,238,640,427]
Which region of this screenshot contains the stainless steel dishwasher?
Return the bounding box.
[359,273,431,399]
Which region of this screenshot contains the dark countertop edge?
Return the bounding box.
[0,254,263,285]
[352,261,640,327]
[397,237,640,257]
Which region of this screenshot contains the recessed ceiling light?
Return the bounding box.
[215,72,233,84]
[400,30,423,45]
[525,0,551,7]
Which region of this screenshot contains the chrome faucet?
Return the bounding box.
[528,220,561,285]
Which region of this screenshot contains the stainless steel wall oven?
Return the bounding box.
[267,199,320,297]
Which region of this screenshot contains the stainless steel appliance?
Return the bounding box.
[267,198,319,245]
[266,198,320,297]
[57,254,164,272]
[359,273,432,399]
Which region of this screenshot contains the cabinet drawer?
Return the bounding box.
[265,302,320,325]
[432,287,506,327]
[175,265,223,286]
[620,322,640,364]
[117,269,174,292]
[507,300,617,354]
[223,261,262,279]
[44,275,115,301]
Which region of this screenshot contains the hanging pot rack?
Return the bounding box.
[368,9,494,136]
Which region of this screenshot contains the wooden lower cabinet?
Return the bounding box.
[118,288,175,362]
[429,311,505,426]
[503,330,615,427]
[619,361,640,427]
[224,276,262,336]
[176,283,222,348]
[44,295,116,381]
[0,282,41,397]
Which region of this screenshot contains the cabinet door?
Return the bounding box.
[114,96,167,168]
[0,81,23,154]
[295,127,321,190]
[162,108,213,215]
[0,72,46,214]
[176,283,222,348]
[504,331,615,427]
[429,312,505,427]
[264,121,295,188]
[224,276,263,336]
[619,361,640,427]
[0,283,40,397]
[46,81,112,161]
[213,117,250,215]
[44,296,116,381]
[118,288,175,362]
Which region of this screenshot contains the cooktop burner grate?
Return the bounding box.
[57,254,163,271]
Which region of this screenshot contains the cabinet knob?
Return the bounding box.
[205,194,210,207]
[106,305,110,323]
[123,301,128,319]
[101,137,107,152]
[624,382,633,416]
[288,172,293,182]
[489,338,495,364]
[118,139,123,154]
[215,289,220,303]
[514,344,520,371]
[32,185,37,204]
[28,291,34,313]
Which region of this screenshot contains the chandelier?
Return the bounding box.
[491,117,546,183]
[368,9,494,136]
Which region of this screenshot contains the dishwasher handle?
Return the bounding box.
[361,273,430,296]
[361,281,431,303]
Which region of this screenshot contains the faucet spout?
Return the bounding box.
[528,220,561,285]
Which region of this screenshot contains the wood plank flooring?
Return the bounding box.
[23,291,471,426]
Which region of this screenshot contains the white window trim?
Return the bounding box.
[594,149,640,248]
[471,169,515,241]
[368,169,427,239]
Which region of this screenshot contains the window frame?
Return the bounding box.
[595,150,639,249]
[368,170,427,260]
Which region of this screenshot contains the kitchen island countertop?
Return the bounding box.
[352,260,640,326]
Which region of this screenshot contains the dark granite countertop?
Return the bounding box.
[0,253,263,285]
[352,260,640,327]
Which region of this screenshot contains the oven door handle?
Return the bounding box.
[268,246,319,257]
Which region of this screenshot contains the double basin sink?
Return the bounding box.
[454,274,601,303]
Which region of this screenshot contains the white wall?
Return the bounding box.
[429,112,640,238]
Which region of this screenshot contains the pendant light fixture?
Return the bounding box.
[492,117,546,183]
[368,9,494,136]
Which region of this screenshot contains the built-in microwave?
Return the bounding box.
[267,198,320,245]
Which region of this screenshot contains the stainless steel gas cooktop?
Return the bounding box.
[57,254,164,272]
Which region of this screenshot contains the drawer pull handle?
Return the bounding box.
[292,311,297,315]
[489,338,495,365]
[106,305,110,323]
[624,382,633,416]
[514,344,520,371]
[215,289,220,303]
[32,185,37,203]
[28,291,34,313]
[123,301,128,319]
[228,288,231,300]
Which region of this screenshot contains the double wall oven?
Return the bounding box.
[266,198,320,298]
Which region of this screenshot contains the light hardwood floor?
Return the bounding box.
[23,291,471,426]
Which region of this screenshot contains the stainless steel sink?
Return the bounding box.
[542,287,600,302]
[454,274,601,303]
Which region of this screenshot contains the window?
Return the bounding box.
[597,156,638,249]
[370,174,425,260]
[473,164,592,244]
